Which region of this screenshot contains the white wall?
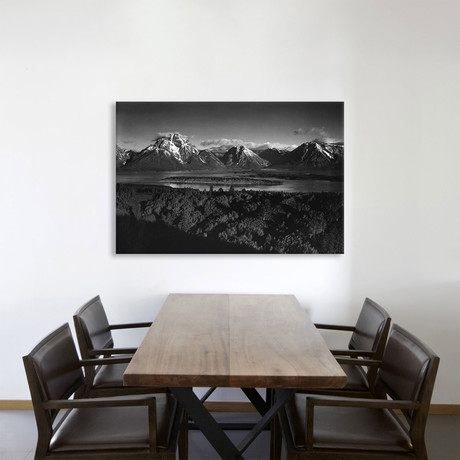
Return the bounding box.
[0,0,459,403]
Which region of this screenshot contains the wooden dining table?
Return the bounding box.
[124,293,347,459]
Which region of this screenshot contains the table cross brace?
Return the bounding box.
[237,389,295,456]
[241,388,269,416]
[170,387,295,459]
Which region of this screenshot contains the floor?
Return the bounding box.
[0,411,458,460]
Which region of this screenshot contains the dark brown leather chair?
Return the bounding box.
[73,295,167,396]
[23,324,183,460]
[311,297,391,396]
[282,324,440,460]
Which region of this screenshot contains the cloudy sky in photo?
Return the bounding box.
[117,102,343,151]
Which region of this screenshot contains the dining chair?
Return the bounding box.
[73,295,167,396]
[23,323,183,460]
[281,324,440,460]
[310,297,391,396]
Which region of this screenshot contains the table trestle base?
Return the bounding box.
[170,387,295,459]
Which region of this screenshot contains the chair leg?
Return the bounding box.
[266,388,282,460]
[417,447,428,460]
[178,410,189,460]
[270,415,282,460]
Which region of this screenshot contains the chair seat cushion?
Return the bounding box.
[50,394,177,452]
[286,394,413,453]
[92,362,168,393]
[296,364,369,394]
[93,362,129,388]
[340,363,369,391]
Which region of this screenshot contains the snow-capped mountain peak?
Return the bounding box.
[121,133,228,171]
[273,140,344,169]
[221,145,269,169]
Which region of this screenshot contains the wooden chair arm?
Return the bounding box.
[335,357,382,367]
[304,396,419,450]
[331,349,375,358]
[80,356,132,366]
[110,322,152,330]
[43,395,157,409]
[306,395,420,410]
[44,396,158,450]
[90,347,137,356]
[314,323,355,331]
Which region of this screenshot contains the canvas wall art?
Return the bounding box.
[116,102,344,254]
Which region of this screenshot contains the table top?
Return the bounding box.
[123,294,347,389]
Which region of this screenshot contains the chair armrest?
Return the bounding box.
[335,357,382,367]
[90,347,137,356]
[315,323,355,331]
[304,396,420,450]
[306,395,420,410]
[110,322,152,330]
[80,356,132,366]
[331,349,376,358]
[45,396,159,450]
[43,395,157,409]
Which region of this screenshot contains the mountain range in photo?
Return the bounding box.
[116,132,344,171]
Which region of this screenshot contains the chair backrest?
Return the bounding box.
[73,295,114,359]
[376,324,439,445]
[349,297,391,355]
[23,324,85,430]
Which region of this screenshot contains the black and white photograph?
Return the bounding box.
[116,102,344,254]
